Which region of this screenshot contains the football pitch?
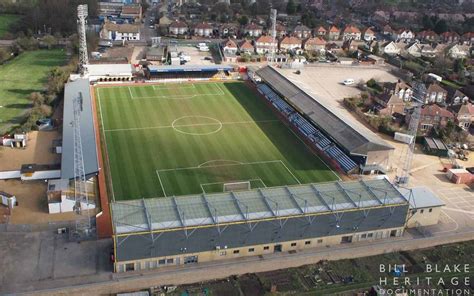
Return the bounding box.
[96,82,339,201]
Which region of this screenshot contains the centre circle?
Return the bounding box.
[171,116,223,136]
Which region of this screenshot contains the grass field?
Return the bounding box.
[0,49,67,133]
[96,82,339,200]
[0,14,19,38]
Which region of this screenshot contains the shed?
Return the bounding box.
[423,137,448,157]
[447,169,473,185]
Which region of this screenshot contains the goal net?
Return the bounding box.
[223,181,251,192]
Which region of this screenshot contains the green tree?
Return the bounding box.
[434,19,448,34]
[42,34,56,49]
[238,15,249,26]
[286,0,296,14]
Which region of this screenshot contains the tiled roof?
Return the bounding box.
[305,37,326,46]
[223,38,237,48]
[104,23,140,33]
[255,35,275,43]
[195,22,212,30]
[245,23,262,30]
[294,25,310,32]
[280,36,301,45]
[421,105,454,118]
[315,26,327,32]
[344,25,361,34]
[239,39,254,49]
[329,26,339,33]
[170,21,188,28]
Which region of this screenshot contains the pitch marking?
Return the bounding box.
[171,116,223,136]
[198,159,244,168]
[278,160,301,184]
[155,170,167,197]
[104,119,279,132]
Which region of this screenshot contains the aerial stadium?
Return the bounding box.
[61,63,444,273]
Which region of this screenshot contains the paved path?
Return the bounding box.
[5,223,472,296]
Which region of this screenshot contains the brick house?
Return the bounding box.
[194,22,213,37]
[424,83,448,104]
[450,103,474,130]
[461,32,474,46]
[363,28,376,41]
[222,38,238,55]
[342,25,361,41]
[293,25,312,39]
[440,31,460,44]
[328,26,340,40]
[255,35,277,54]
[279,36,302,53]
[238,39,254,55]
[374,81,412,115]
[169,21,188,36]
[304,37,326,52]
[244,23,263,37]
[314,26,327,37]
[407,105,454,134]
[416,30,438,42]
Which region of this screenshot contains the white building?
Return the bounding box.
[47,179,96,214]
[100,22,141,41]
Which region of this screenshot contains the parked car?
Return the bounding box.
[343,78,355,85]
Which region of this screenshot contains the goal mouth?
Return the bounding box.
[223,181,251,192]
[200,179,266,194]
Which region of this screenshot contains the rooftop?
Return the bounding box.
[255,66,393,156]
[111,179,408,235]
[61,78,99,179]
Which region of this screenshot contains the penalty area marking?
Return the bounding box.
[156,160,300,196]
[130,83,225,100]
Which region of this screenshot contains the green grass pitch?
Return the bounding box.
[0,49,67,133]
[96,82,339,200]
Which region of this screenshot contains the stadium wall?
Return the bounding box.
[113,204,409,273]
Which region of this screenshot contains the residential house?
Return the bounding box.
[328,26,340,40]
[451,103,474,130]
[304,37,326,52]
[342,39,364,51]
[420,44,438,58]
[244,23,263,37]
[374,81,412,115]
[425,83,448,104]
[314,26,327,37]
[293,25,312,39]
[100,22,140,41]
[222,38,238,55]
[194,22,213,37]
[342,25,361,41]
[461,32,474,46]
[381,41,401,55]
[255,35,277,54]
[383,24,394,36]
[433,43,448,57]
[407,105,454,134]
[404,41,422,58]
[158,16,172,30]
[279,36,302,53]
[440,31,460,44]
[363,28,376,41]
[448,90,470,106]
[396,29,414,42]
[238,39,254,55]
[416,30,438,42]
[448,44,470,59]
[219,23,239,38]
[121,4,142,22]
[169,21,188,36]
[275,24,287,38]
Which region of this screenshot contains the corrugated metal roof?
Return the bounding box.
[398,187,445,209]
[60,79,99,179]
[147,65,233,73]
[115,204,409,261]
[111,179,407,235]
[255,66,393,156]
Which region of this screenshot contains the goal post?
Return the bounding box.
[223,181,251,192]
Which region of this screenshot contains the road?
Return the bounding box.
[1,212,473,295]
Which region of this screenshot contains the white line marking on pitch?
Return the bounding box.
[157,160,283,173]
[97,88,116,202]
[279,160,301,184]
[198,159,244,168]
[128,86,134,99]
[155,171,167,197]
[282,122,341,181]
[104,119,280,132]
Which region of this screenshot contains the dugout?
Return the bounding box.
[145,65,234,80]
